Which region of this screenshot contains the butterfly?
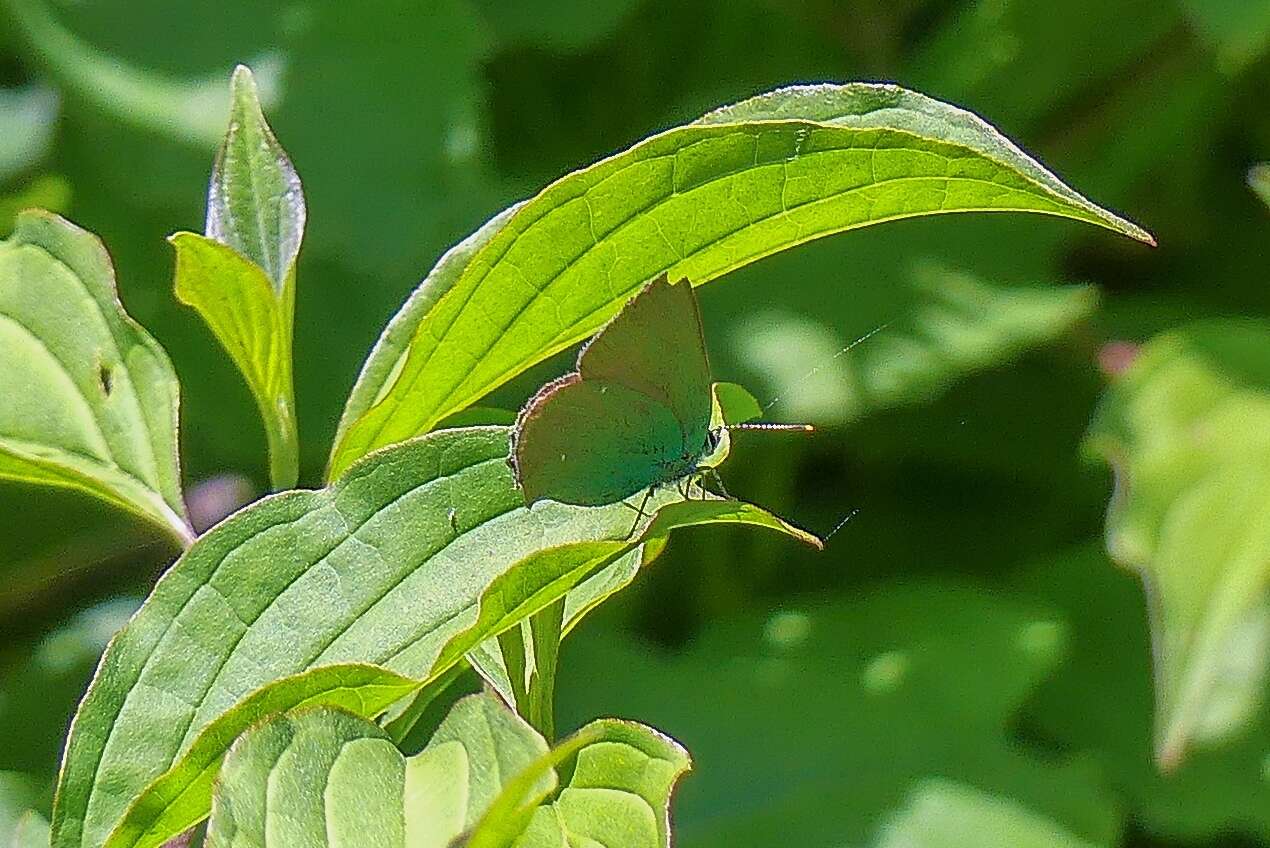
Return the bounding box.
[509,274,807,508]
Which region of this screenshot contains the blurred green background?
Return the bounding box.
[2,1,1269,846]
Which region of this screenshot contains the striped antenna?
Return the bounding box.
[727,422,814,432]
[763,321,893,412]
[823,508,860,543]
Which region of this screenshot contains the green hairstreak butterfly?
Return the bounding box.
[509,274,808,507]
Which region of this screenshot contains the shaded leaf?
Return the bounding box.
[555,584,1119,847]
[1085,320,1270,766]
[0,772,40,845]
[327,82,1152,478]
[1016,543,1270,843]
[171,66,303,489]
[3,0,281,145]
[1251,163,1270,208]
[0,83,57,181]
[873,779,1099,848]
[11,810,52,848]
[731,262,1098,425]
[0,210,190,545]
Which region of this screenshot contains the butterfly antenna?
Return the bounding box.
[823,508,860,544]
[727,422,815,433]
[763,321,893,412]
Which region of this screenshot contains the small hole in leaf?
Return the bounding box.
[98,362,114,397]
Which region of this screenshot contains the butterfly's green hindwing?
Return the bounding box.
[510,276,713,505]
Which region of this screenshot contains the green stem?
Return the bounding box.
[526,598,565,742]
[262,391,299,491]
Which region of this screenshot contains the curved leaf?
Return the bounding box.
[207,694,547,848]
[171,66,305,490]
[502,720,690,848]
[1086,320,1270,768]
[205,695,686,848]
[0,210,190,545]
[328,81,1152,478]
[54,426,814,848]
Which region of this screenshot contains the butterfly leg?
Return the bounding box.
[701,467,732,500]
[621,485,656,539]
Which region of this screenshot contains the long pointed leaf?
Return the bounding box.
[328,82,1152,478]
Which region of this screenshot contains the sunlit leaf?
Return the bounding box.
[1085,320,1270,767]
[53,426,812,848]
[466,720,689,848]
[206,694,547,848]
[171,65,303,490]
[0,210,191,546]
[328,82,1152,479]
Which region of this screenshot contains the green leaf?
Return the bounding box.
[460,719,689,848]
[327,81,1152,479]
[96,664,419,848]
[1250,163,1270,208]
[171,65,303,490]
[555,584,1120,847]
[872,780,1100,848]
[53,426,812,848]
[732,262,1098,425]
[205,695,687,848]
[1085,320,1270,767]
[206,694,548,848]
[0,210,191,546]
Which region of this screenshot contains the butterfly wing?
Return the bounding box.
[576,275,713,458]
[511,373,693,505]
[510,275,714,505]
